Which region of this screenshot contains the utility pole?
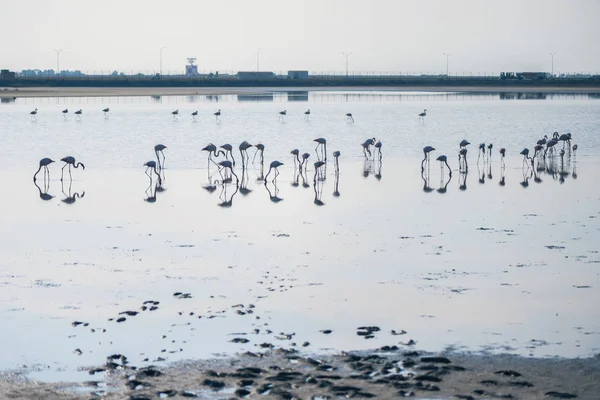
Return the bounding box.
[257,48,262,72]
[160,46,167,75]
[443,53,452,77]
[54,49,63,75]
[342,52,352,77]
[550,52,556,76]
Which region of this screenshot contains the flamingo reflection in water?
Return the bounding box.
[218,181,239,208]
[421,168,434,193]
[217,160,239,185]
[459,171,468,191]
[239,167,252,196]
[313,161,326,206]
[264,180,283,203]
[33,179,54,201]
[61,179,85,205]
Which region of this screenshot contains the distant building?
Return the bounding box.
[236,71,275,80]
[0,69,16,80]
[287,70,309,80]
[186,58,198,76]
[515,72,551,80]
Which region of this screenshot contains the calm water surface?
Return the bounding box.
[0,91,599,383]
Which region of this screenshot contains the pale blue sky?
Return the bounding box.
[1,0,598,74]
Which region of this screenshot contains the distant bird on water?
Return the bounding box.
[191,110,198,121]
[33,158,54,182]
[264,160,283,182]
[30,108,38,120]
[214,109,222,122]
[291,149,301,166]
[459,139,470,149]
[418,109,427,121]
[499,148,506,167]
[278,110,287,122]
[171,110,179,121]
[304,109,311,120]
[487,143,493,159]
[374,140,382,160]
[346,113,354,122]
[74,109,83,120]
[62,109,69,119]
[103,107,110,118]
[60,156,85,181]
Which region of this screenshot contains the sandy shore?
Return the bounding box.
[1,349,598,399]
[2,85,600,98]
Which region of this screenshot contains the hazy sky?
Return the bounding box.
[2,0,598,74]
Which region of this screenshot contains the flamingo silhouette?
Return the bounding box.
[214,109,222,122]
[191,110,198,121]
[421,146,435,171]
[304,109,311,120]
[220,144,235,166]
[264,160,283,182]
[239,141,253,167]
[253,143,265,164]
[74,109,83,120]
[171,110,179,120]
[314,138,327,161]
[33,158,54,182]
[436,155,452,176]
[202,144,225,167]
[62,109,69,119]
[154,144,167,172]
[418,109,427,121]
[346,113,354,122]
[30,108,38,120]
[60,156,85,181]
[144,160,162,184]
[278,110,287,122]
[217,160,239,184]
[103,108,110,118]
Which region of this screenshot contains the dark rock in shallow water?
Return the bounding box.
[420,356,451,364]
[414,375,442,382]
[267,371,303,382]
[235,388,251,397]
[119,311,138,316]
[130,396,152,400]
[238,379,254,387]
[126,379,147,390]
[545,392,578,399]
[230,338,250,344]
[495,370,522,377]
[116,317,127,323]
[509,380,534,387]
[203,379,225,389]
[180,391,198,398]
[454,395,475,400]
[137,367,162,377]
[320,329,333,334]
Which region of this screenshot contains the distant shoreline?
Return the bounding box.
[2,85,600,98]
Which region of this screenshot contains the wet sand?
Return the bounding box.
[1,349,599,399]
[2,85,600,98]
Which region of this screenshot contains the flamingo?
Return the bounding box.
[346,113,354,122]
[103,108,110,118]
[558,133,570,150]
[202,144,225,167]
[422,146,435,170]
[314,160,326,183]
[333,151,341,174]
[60,156,85,181]
[253,143,265,164]
[572,144,578,156]
[459,148,468,172]
[171,110,179,120]
[33,158,54,182]
[537,135,548,146]
[144,160,162,184]
[499,148,506,167]
[191,110,198,121]
[301,153,310,171]
[278,110,287,122]
[30,108,38,120]
[62,109,69,119]
[74,109,83,120]
[545,138,558,157]
[436,155,451,176]
[264,160,283,182]
[220,144,235,166]
[459,139,470,149]
[487,143,493,159]
[418,109,427,121]
[478,143,486,162]
[520,148,533,168]
[214,109,221,122]
[217,160,239,183]
[155,144,167,172]
[239,141,253,167]
[291,149,301,167]
[304,109,311,120]
[361,138,375,158]
[314,138,327,161]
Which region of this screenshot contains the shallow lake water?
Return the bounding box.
[0,91,599,384]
